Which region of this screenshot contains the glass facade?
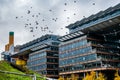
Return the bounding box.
[59,33,120,77]
[19,35,60,79]
[27,51,46,71]
[27,44,59,78]
[59,35,96,72]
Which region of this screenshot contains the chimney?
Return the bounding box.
[9,32,14,46]
[5,32,14,51]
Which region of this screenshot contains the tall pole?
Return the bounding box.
[84,72,85,78]
[33,74,36,80]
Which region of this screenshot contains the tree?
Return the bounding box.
[83,71,106,80]
[114,70,120,80]
[96,72,106,80]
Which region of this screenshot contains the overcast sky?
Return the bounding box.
[0,0,120,53]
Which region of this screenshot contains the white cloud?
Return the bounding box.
[0,0,120,53]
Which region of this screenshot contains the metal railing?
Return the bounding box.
[0,70,45,80]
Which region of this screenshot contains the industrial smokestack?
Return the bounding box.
[5,32,14,51]
[9,32,14,46]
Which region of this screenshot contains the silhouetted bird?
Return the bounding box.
[64,10,67,11]
[16,17,18,19]
[25,24,28,26]
[93,3,95,5]
[33,35,35,37]
[36,27,38,29]
[27,19,29,21]
[30,29,33,32]
[27,10,30,14]
[32,15,34,17]
[35,21,39,25]
[74,1,76,3]
[83,16,86,18]
[64,3,67,6]
[74,13,76,15]
[42,19,45,21]
[36,15,38,17]
[21,16,23,18]
[67,17,70,19]
[49,9,52,12]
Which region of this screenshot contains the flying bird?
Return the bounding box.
[46,27,48,29]
[74,1,76,3]
[42,19,45,21]
[74,13,76,15]
[27,19,29,21]
[36,26,38,29]
[35,21,39,25]
[49,9,52,12]
[33,35,35,37]
[27,10,30,14]
[30,27,33,29]
[25,23,28,26]
[67,17,70,19]
[64,3,67,6]
[32,15,34,17]
[21,16,23,18]
[30,29,33,32]
[92,3,95,5]
[83,16,86,18]
[30,27,34,32]
[64,10,67,11]
[16,17,18,19]
[38,13,40,15]
[36,15,38,17]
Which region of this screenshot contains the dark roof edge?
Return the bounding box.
[66,3,120,29]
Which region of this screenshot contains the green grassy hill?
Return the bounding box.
[0,60,46,80]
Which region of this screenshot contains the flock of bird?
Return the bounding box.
[15,0,96,37]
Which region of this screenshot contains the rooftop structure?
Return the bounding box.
[66,3,120,34]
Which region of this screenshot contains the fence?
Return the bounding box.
[0,70,45,80]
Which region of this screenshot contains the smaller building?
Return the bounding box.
[1,51,11,61]
[12,34,60,79]
[1,32,14,62]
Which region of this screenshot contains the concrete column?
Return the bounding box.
[96,71,98,78]
[84,73,85,78]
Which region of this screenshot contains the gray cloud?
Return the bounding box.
[0,0,120,53]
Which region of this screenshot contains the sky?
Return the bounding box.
[0,0,120,53]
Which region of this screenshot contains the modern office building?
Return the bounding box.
[59,3,120,80]
[12,34,60,79]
